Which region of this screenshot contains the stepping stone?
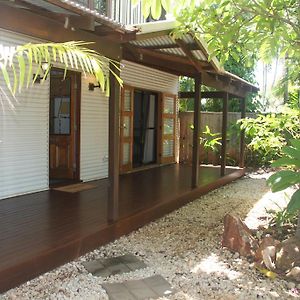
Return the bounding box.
[102,275,176,300]
[83,254,147,277]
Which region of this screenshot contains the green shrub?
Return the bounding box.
[237,106,300,166]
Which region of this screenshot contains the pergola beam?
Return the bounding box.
[176,39,204,73]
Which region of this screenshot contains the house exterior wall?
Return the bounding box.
[0,29,110,199]
[80,75,109,181]
[0,29,50,200]
[121,60,178,94]
[0,31,179,200]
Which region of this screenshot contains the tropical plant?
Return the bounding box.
[0,41,122,96]
[237,105,300,166]
[190,124,222,163]
[267,139,300,238]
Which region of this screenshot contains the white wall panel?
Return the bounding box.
[0,30,49,199]
[121,60,179,94]
[80,75,109,181]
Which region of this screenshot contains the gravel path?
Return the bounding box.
[2,173,300,300]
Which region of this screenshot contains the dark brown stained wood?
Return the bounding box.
[0,164,245,293]
[176,39,204,73]
[119,85,134,173]
[179,91,235,99]
[192,74,202,188]
[123,47,251,98]
[0,4,121,59]
[108,63,120,222]
[221,93,229,176]
[49,69,81,181]
[123,50,195,77]
[239,98,246,168]
[135,30,173,41]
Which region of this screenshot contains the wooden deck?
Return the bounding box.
[0,164,245,293]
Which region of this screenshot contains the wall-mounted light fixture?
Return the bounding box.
[33,62,52,83]
[88,82,101,91]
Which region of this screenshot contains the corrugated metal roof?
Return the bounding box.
[127,20,258,91]
[158,47,186,57]
[131,35,175,47]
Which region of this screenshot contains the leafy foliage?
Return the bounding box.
[175,0,300,86]
[238,106,300,165]
[200,125,222,153]
[267,139,300,215]
[179,54,258,112]
[0,41,121,95]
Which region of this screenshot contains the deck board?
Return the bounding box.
[0,164,244,293]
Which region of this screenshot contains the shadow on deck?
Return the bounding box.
[0,163,245,293]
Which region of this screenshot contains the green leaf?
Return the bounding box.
[267,170,300,192]
[271,157,300,168]
[282,145,300,159]
[290,139,300,151]
[286,189,300,214]
[17,55,26,92]
[0,62,12,91]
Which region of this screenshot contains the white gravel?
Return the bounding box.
[2,173,300,300]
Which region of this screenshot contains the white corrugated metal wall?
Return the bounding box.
[0,30,50,199]
[120,60,180,163]
[121,60,178,94]
[80,75,109,181]
[0,29,110,199]
[0,32,179,200]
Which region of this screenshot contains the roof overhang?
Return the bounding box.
[1,0,137,41]
[124,20,259,98]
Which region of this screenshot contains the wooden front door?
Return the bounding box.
[119,85,134,173]
[49,69,80,180]
[160,93,177,164]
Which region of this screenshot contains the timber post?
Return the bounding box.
[239,97,246,168]
[191,73,202,188]
[108,63,120,222]
[220,92,229,176]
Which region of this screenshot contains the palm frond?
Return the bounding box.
[0,41,122,95]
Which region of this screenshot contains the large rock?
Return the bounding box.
[222,214,258,257]
[276,236,300,271]
[254,236,280,270]
[286,267,300,282]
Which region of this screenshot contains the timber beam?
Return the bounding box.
[176,39,205,73]
[191,73,202,188]
[0,4,122,59]
[179,91,241,99]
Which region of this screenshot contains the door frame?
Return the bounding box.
[120,85,177,173]
[49,68,81,183]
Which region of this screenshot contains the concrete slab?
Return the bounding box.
[102,275,176,300]
[83,254,146,277]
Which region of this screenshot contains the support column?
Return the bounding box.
[220,92,229,176]
[108,63,120,222]
[239,97,246,168]
[191,73,202,188]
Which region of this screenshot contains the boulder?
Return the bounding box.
[286,267,300,282]
[254,236,280,270]
[275,236,300,271]
[222,214,258,257]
